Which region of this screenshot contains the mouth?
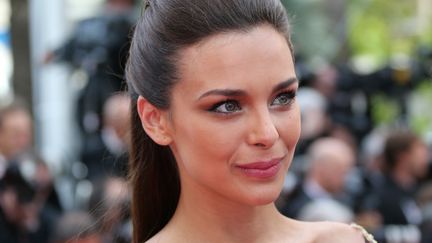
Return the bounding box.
[235,156,285,180]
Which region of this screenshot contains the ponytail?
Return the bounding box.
[128,99,180,243]
[126,0,292,242]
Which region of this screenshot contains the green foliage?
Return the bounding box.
[370,93,401,126]
[347,0,418,65]
[282,0,432,65]
[409,81,432,135]
[281,0,345,62]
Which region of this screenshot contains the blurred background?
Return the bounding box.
[0,0,431,242]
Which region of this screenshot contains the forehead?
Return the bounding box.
[174,25,295,94]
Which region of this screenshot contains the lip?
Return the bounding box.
[235,157,284,179]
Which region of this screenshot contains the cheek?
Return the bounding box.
[278,105,301,149]
[171,118,246,195]
[171,115,243,170]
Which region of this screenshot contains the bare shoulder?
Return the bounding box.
[145,234,161,243]
[144,227,185,243]
[305,221,366,243]
[144,231,167,243]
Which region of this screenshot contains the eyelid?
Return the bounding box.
[275,89,297,98]
[208,99,242,114]
[271,89,297,106]
[206,88,297,114]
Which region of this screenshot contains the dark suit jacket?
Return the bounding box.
[375,175,421,225]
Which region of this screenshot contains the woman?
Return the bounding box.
[126,0,376,242]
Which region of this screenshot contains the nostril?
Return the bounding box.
[254,142,266,147]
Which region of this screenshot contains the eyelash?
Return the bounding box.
[272,90,297,106]
[208,90,297,114]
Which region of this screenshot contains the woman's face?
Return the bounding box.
[166,25,300,206]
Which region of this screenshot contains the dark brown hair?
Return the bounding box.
[126,0,293,242]
[383,129,422,171]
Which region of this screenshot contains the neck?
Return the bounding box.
[163,180,288,242]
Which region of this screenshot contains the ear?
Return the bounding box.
[137,96,173,146]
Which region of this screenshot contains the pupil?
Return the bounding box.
[226,102,235,111]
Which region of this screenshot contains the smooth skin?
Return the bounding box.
[138,25,365,243]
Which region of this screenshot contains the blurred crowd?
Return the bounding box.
[0,74,132,242]
[1,0,134,242]
[276,56,432,243]
[1,0,432,243]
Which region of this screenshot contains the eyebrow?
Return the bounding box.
[197,77,298,100]
[271,77,298,94]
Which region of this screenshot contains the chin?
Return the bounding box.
[243,175,286,206]
[250,197,278,206]
[244,186,282,206]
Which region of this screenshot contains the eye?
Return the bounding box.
[209,100,241,114]
[271,91,296,106]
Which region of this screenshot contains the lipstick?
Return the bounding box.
[235,158,282,179]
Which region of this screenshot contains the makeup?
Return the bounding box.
[235,158,283,179]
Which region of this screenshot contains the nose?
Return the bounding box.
[246,109,279,148]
